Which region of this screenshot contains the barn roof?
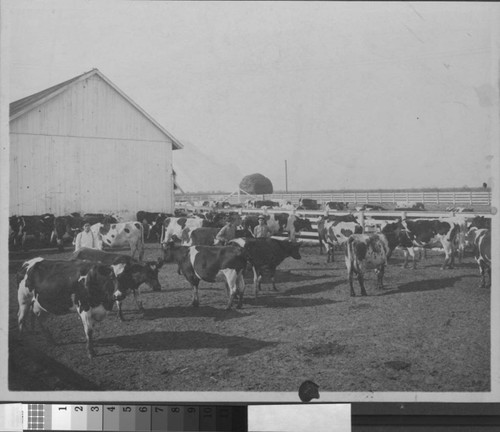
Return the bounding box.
[9,68,183,150]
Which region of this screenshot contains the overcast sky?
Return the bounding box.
[5,1,499,193]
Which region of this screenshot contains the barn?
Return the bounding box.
[9,68,183,219]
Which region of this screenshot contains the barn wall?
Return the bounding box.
[10,74,175,218]
[10,134,173,218]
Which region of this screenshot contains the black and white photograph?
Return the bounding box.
[1,1,499,402]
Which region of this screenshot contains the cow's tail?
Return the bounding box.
[345,236,355,272]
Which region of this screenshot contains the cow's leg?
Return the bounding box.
[78,309,95,359]
[222,269,239,310]
[442,244,454,270]
[115,300,125,321]
[133,287,144,312]
[357,272,368,296]
[270,268,278,291]
[191,282,200,307]
[236,271,245,309]
[17,279,33,333]
[252,266,261,298]
[377,264,385,290]
[478,260,488,288]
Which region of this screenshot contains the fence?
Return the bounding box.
[178,190,491,207]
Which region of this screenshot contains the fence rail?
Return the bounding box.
[178,190,491,207]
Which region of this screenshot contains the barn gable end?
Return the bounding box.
[9,69,181,217]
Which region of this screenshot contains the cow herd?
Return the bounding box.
[12,207,492,360]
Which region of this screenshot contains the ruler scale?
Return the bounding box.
[13,403,350,432]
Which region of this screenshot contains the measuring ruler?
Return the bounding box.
[20,404,246,432]
[0,403,350,432]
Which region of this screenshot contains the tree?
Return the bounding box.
[239,173,273,195]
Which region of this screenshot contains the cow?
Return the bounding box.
[466,228,491,288]
[51,213,85,251]
[317,214,363,262]
[91,221,145,261]
[468,216,491,230]
[230,238,301,297]
[380,220,417,268]
[15,214,55,249]
[9,216,23,248]
[242,213,312,241]
[71,248,163,318]
[160,216,207,244]
[253,200,280,209]
[344,233,389,296]
[136,211,171,241]
[17,257,127,358]
[161,241,247,310]
[401,218,460,269]
[325,202,349,211]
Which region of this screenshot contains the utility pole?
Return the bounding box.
[285,159,288,193]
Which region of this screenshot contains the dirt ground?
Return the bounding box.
[8,241,490,394]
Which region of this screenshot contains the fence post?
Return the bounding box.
[470,191,473,205]
[359,211,365,230]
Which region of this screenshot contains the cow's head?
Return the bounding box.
[281,240,302,260]
[79,264,123,312]
[126,259,164,292]
[161,237,183,263]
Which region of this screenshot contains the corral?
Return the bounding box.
[9,230,490,392]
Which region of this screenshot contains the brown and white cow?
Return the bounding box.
[344,233,389,296]
[317,214,363,262]
[91,221,145,261]
[161,241,247,310]
[467,227,491,288]
[17,257,127,358]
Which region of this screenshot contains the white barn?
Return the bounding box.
[9,68,183,219]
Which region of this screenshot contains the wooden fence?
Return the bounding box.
[179,190,491,207]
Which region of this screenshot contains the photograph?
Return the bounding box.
[1,1,498,403]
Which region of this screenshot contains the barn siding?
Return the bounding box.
[10,74,175,218]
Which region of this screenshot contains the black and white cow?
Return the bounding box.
[467,227,491,288]
[160,216,207,244]
[230,238,301,297]
[71,248,163,318]
[17,257,127,358]
[401,218,460,269]
[161,241,247,310]
[91,221,145,261]
[344,233,389,296]
[242,213,313,241]
[317,214,363,262]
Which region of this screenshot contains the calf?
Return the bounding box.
[71,248,163,318]
[91,221,145,261]
[344,234,389,296]
[317,214,362,262]
[467,228,491,288]
[17,258,125,358]
[161,241,247,309]
[230,238,301,297]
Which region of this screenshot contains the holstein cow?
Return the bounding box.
[469,216,491,230]
[344,233,389,296]
[15,214,55,250]
[161,241,247,310]
[71,248,163,318]
[401,218,460,269]
[243,212,313,241]
[83,213,118,226]
[230,238,301,297]
[466,227,491,288]
[160,216,207,244]
[380,220,416,268]
[91,221,145,261]
[17,257,127,358]
[317,214,363,262]
[52,213,85,251]
[136,211,171,241]
[381,220,416,268]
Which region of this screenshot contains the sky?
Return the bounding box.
[4,1,499,193]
